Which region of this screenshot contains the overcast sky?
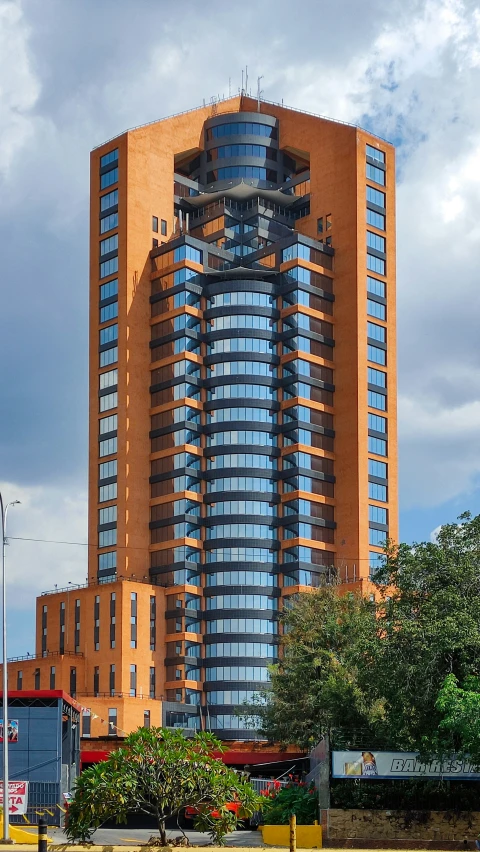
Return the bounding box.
[1,0,480,655]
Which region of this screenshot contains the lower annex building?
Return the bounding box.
[4,95,397,752]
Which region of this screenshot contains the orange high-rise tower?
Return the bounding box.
[6,96,397,748]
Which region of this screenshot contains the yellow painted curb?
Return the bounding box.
[261,824,322,848]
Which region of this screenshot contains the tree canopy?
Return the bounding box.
[66,728,260,845]
[246,512,480,752]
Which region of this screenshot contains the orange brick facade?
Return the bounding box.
[4,96,397,746]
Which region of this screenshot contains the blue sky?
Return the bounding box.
[1,0,480,655]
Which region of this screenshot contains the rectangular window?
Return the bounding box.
[94,666,100,696]
[152,216,159,232]
[368,459,387,479]
[100,324,118,346]
[153,238,158,249]
[109,664,115,696]
[99,414,118,434]
[368,367,386,388]
[369,481,387,501]
[368,344,386,365]
[130,664,137,697]
[150,596,156,651]
[75,599,80,653]
[317,217,323,234]
[98,551,116,572]
[368,413,386,433]
[369,550,383,574]
[173,245,202,264]
[100,346,118,367]
[99,369,118,390]
[369,504,388,524]
[82,711,91,737]
[367,231,385,252]
[100,302,118,323]
[100,149,118,168]
[369,527,387,546]
[366,163,385,185]
[50,666,56,690]
[367,321,386,343]
[367,254,385,275]
[161,219,167,236]
[99,437,117,457]
[99,505,117,524]
[108,708,117,736]
[100,483,117,502]
[368,390,387,410]
[367,299,386,321]
[100,257,119,279]
[110,592,116,649]
[99,529,117,547]
[366,186,385,208]
[144,710,151,729]
[366,144,385,164]
[34,669,40,690]
[70,667,76,696]
[100,392,118,412]
[100,189,118,212]
[366,208,385,230]
[100,212,118,234]
[99,459,117,480]
[16,670,22,690]
[100,279,118,301]
[368,436,387,456]
[100,167,118,189]
[150,666,156,699]
[131,592,137,649]
[367,276,385,298]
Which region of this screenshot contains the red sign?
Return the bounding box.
[0,781,28,814]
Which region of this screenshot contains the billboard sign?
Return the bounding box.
[0,719,18,743]
[332,751,480,780]
[0,781,29,814]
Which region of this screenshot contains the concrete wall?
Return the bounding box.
[328,808,480,842]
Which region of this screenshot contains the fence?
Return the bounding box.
[10,782,63,827]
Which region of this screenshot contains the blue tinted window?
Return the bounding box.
[100,212,118,234]
[368,367,386,387]
[367,231,385,252]
[368,344,386,365]
[100,257,118,278]
[368,459,387,478]
[100,279,118,300]
[100,149,118,168]
[366,186,385,208]
[100,168,118,189]
[99,459,117,479]
[367,209,385,230]
[368,413,386,433]
[367,254,385,275]
[369,527,387,546]
[208,122,276,139]
[208,166,273,181]
[367,276,385,298]
[368,390,386,411]
[214,144,269,158]
[100,324,118,345]
[369,482,387,501]
[369,551,384,574]
[100,189,118,212]
[368,436,387,456]
[100,234,118,256]
[98,550,117,571]
[366,164,385,186]
[367,299,386,321]
[369,505,387,524]
[367,321,386,342]
[174,245,202,264]
[100,302,118,323]
[100,346,118,367]
[366,144,385,164]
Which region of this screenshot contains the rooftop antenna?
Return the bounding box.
[245,65,248,95]
[241,68,244,94]
[257,75,264,111]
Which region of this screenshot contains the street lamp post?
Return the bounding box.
[0,494,20,843]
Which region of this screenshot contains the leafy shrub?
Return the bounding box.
[260,781,319,825]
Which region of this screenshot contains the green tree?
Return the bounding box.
[242,585,382,748]
[245,513,480,751]
[428,673,480,766]
[65,728,260,845]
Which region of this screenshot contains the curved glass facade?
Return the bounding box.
[148,112,336,737]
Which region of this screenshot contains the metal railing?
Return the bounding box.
[7,650,84,663]
[249,777,288,793]
[92,94,390,152]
